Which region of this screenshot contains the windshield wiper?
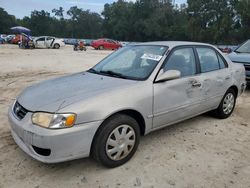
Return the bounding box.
[88,68,99,74]
[99,70,128,79]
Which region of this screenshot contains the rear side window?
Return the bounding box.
[218,55,227,69]
[197,48,220,73]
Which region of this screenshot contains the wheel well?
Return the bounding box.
[90,110,146,156]
[117,110,146,136]
[99,110,146,136]
[229,85,238,97]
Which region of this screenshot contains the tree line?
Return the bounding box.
[0,0,250,44]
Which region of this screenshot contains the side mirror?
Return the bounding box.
[155,69,181,82]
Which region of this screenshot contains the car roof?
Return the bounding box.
[134,41,214,48]
[36,36,55,38]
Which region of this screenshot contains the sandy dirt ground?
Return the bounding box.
[0,44,250,188]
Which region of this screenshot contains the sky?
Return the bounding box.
[0,0,186,18]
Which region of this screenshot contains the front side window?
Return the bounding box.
[37,37,45,42]
[197,48,220,73]
[163,48,196,77]
[89,45,168,80]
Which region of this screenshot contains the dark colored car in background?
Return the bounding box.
[228,39,250,84]
[64,38,94,46]
[91,38,122,50]
[83,39,94,46]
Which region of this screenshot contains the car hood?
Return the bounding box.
[228,52,250,64]
[18,72,137,112]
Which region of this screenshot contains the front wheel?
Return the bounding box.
[54,43,60,49]
[92,114,140,168]
[213,88,236,119]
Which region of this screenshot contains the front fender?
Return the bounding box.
[61,81,153,133]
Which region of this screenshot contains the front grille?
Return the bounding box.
[232,61,250,71]
[13,101,28,120]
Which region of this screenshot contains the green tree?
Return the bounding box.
[0,7,17,33]
[66,6,103,38]
[52,7,64,20]
[187,0,237,44]
[236,0,250,41]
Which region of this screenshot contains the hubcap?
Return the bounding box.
[106,125,136,161]
[223,93,235,115]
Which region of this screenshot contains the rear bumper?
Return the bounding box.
[241,82,247,94]
[8,104,101,163]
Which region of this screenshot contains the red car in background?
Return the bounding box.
[91,38,122,50]
[10,34,30,44]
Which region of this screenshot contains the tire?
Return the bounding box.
[54,43,60,49]
[213,88,236,119]
[99,45,104,50]
[92,114,140,168]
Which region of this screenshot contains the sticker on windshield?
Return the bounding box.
[141,54,163,61]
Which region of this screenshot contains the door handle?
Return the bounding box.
[225,76,230,80]
[191,81,202,87]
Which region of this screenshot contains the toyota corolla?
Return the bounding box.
[8,42,246,168]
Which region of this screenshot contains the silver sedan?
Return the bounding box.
[8,41,246,167]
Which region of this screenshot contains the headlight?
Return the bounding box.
[32,112,76,129]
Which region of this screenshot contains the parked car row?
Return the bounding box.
[0,34,16,43]
[63,38,123,50]
[0,33,65,49]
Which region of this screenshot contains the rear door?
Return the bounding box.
[153,47,205,128]
[195,47,231,109]
[45,37,54,48]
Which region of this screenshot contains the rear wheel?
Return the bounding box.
[92,114,140,168]
[213,88,236,119]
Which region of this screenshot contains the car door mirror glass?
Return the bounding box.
[156,69,181,82]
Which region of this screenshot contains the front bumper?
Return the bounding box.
[8,104,101,163]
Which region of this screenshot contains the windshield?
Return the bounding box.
[89,45,168,80]
[235,40,250,53]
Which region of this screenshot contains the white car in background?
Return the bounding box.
[33,36,65,49]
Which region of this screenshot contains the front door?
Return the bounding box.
[35,37,46,48]
[153,47,204,128]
